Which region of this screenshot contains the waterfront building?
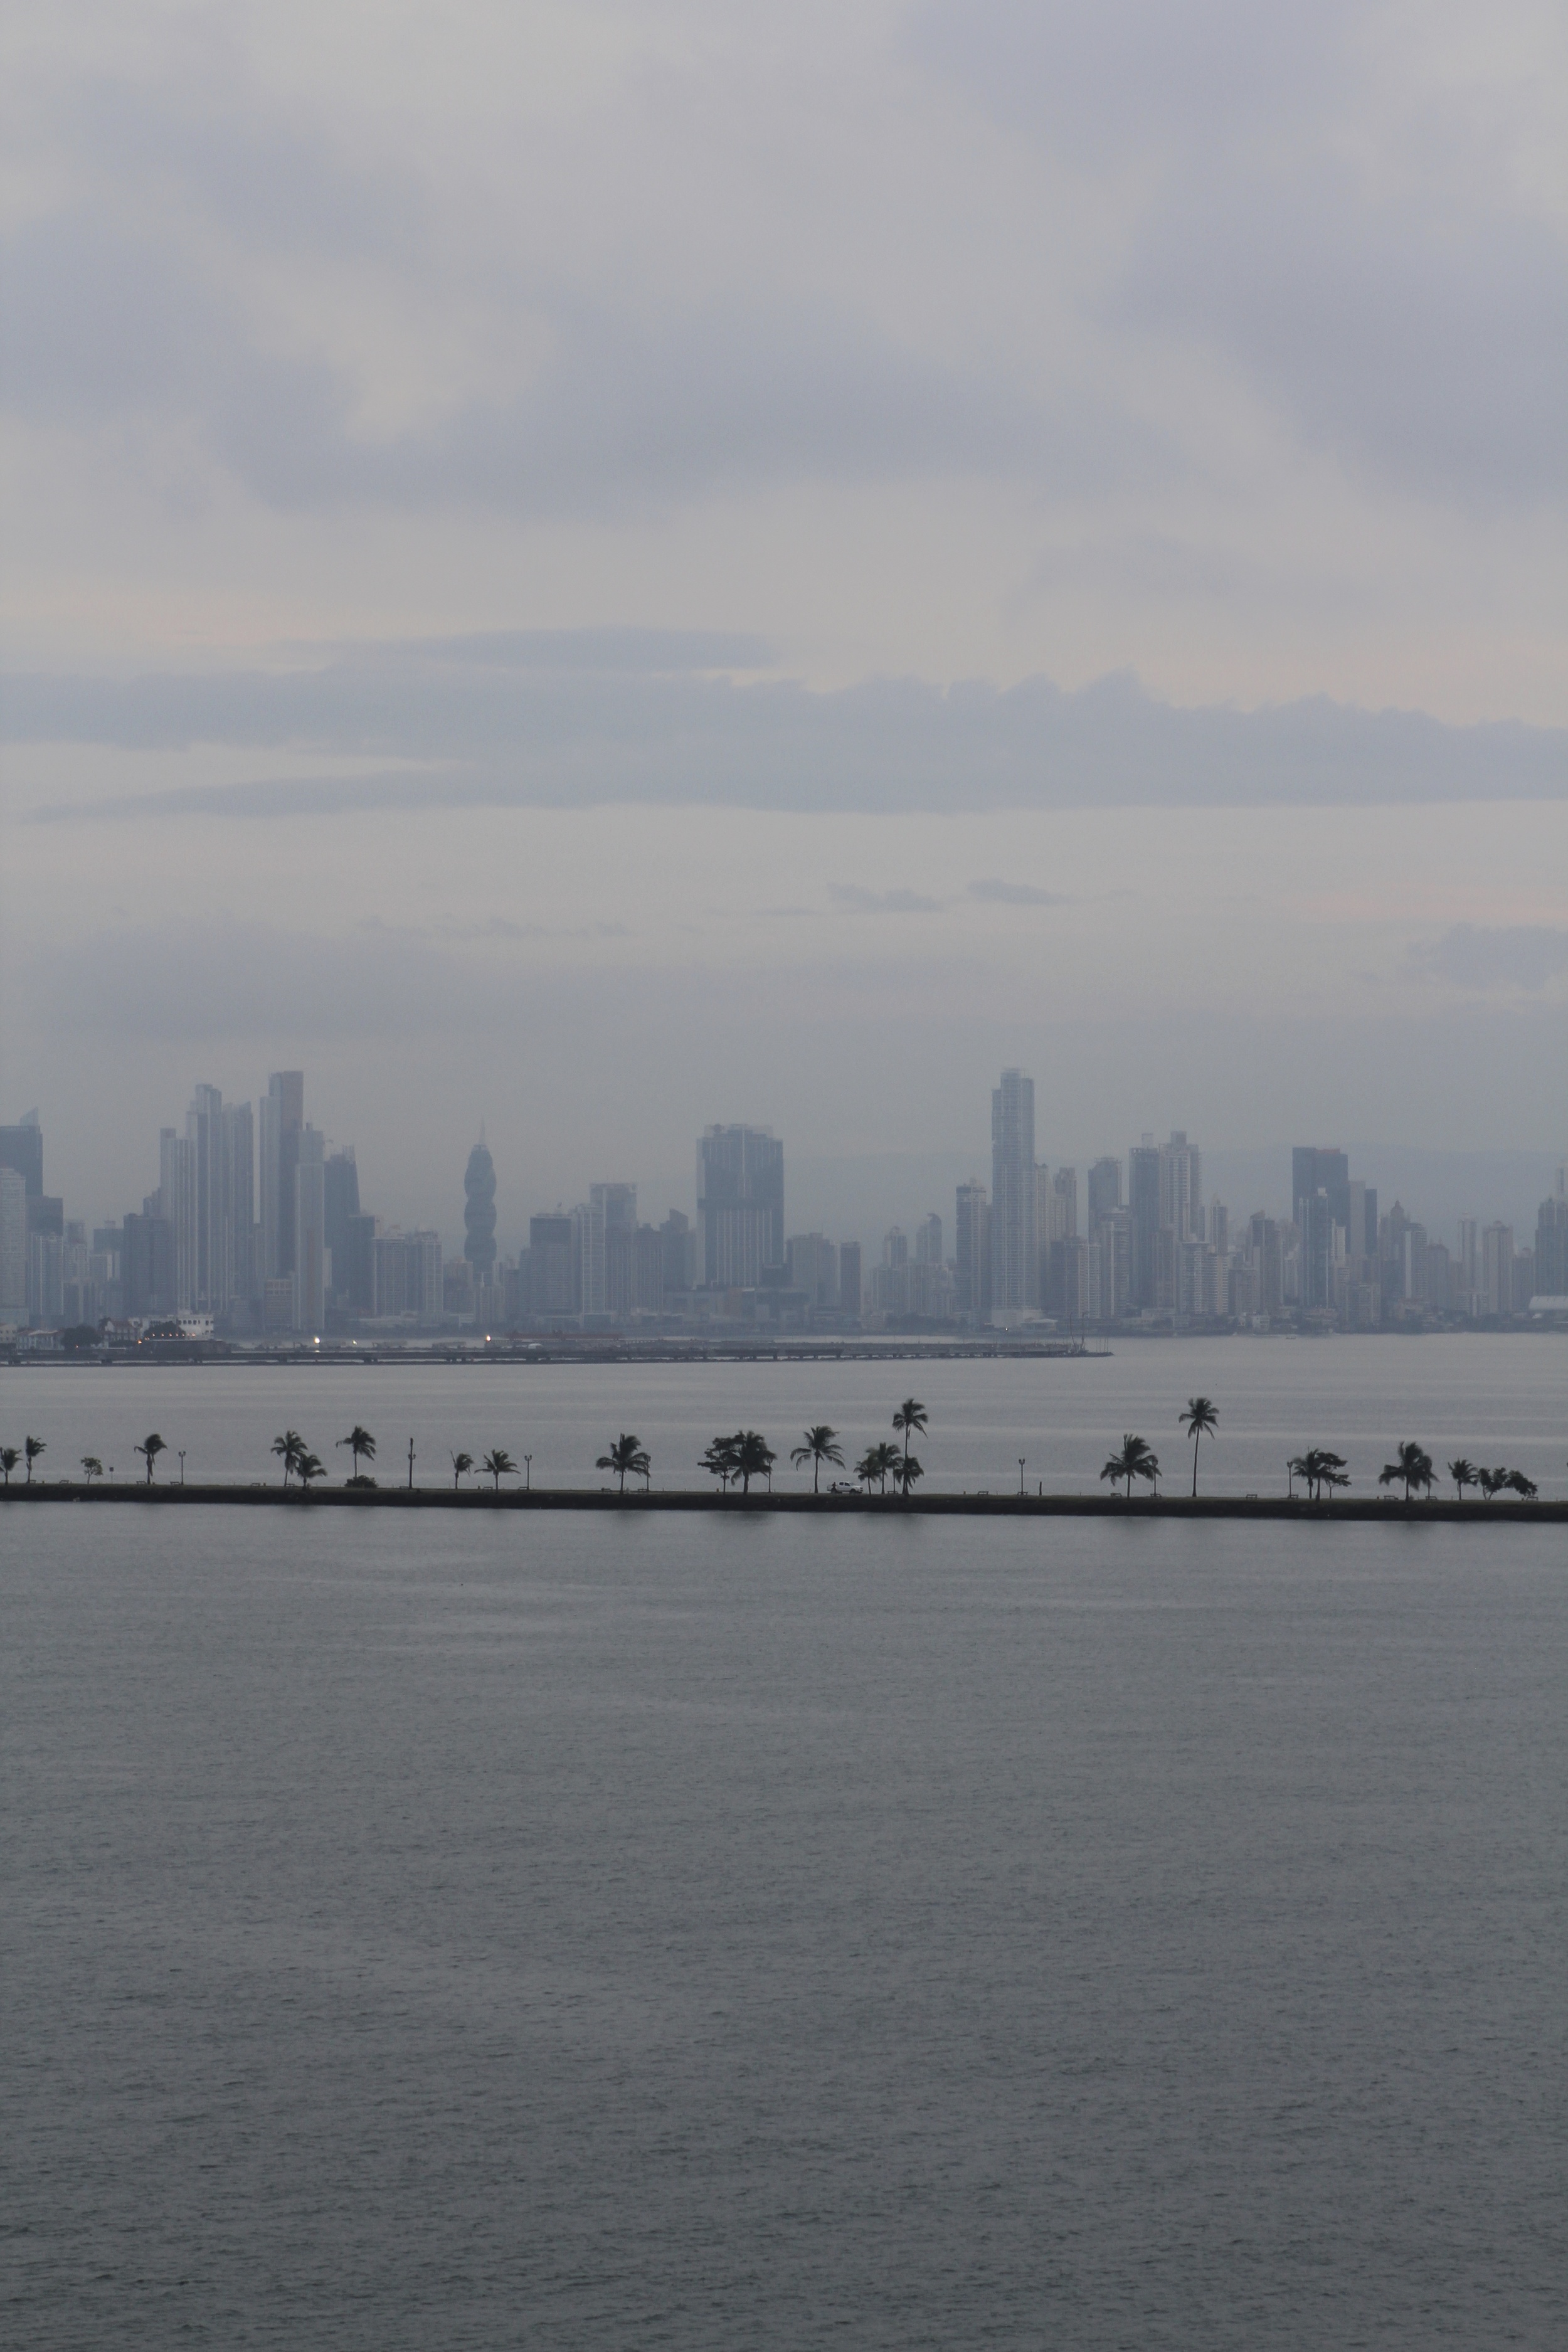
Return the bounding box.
[990,1069,1036,1313]
[697,1125,784,1288]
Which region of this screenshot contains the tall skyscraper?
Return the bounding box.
[955,1179,990,1322]
[1128,1140,1160,1310]
[1087,1157,1121,1227]
[324,1148,361,1300]
[837,1240,862,1316]
[1159,1131,1202,1242]
[159,1126,196,1310]
[0,1113,43,1201]
[990,1069,1036,1313]
[464,1139,497,1281]
[294,1126,327,1334]
[527,1214,575,1316]
[260,1071,305,1281]
[0,1166,26,1319]
[697,1125,784,1288]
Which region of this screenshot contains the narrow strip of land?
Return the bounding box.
[3,1486,1562,1523]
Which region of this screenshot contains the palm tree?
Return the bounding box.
[854,1441,899,1493]
[702,1436,741,1491]
[892,1397,928,1486]
[481,1448,518,1490]
[24,1435,45,1483]
[337,1425,376,1480]
[295,1451,326,1490]
[1379,1441,1434,1502]
[80,1456,104,1483]
[790,1425,844,1493]
[450,1449,475,1490]
[1505,1470,1539,1500]
[0,1447,17,1486]
[896,1452,924,1495]
[732,1430,775,1495]
[135,1433,167,1484]
[1099,1433,1157,1499]
[1179,1397,1219,1495]
[1290,1448,1348,1501]
[1448,1458,1478,1500]
[272,1429,304,1487]
[1477,1466,1507,1502]
[596,1434,645,1493]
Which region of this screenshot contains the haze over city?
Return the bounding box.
[2,1,1564,1207]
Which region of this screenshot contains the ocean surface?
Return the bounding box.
[4,1342,1565,2348]
[3,1332,1565,1497]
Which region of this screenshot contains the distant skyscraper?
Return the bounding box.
[261,1072,305,1279]
[294,1126,327,1334]
[1128,1140,1160,1309]
[464,1139,497,1281]
[0,1167,26,1318]
[1087,1157,1121,1227]
[0,1112,43,1201]
[160,1126,197,1310]
[955,1179,990,1322]
[697,1125,784,1288]
[837,1240,862,1316]
[915,1212,943,1265]
[325,1148,361,1301]
[527,1214,575,1316]
[990,1070,1036,1312]
[1159,1132,1202,1242]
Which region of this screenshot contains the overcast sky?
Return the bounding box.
[2,0,1564,1239]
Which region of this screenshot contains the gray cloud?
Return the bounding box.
[968,879,1066,905]
[829,886,947,914]
[917,0,1567,507]
[1408,926,1568,993]
[12,645,1564,814]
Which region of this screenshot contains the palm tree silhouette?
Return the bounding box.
[1478,1466,1507,1502]
[1179,1397,1219,1495]
[450,1449,475,1490]
[272,1429,304,1486]
[732,1431,775,1495]
[80,1456,104,1483]
[481,1448,518,1490]
[1378,1441,1434,1502]
[856,1441,901,1494]
[135,1434,167,1485]
[892,1398,928,1488]
[1290,1448,1348,1501]
[0,1447,18,1487]
[337,1425,376,1481]
[295,1451,326,1490]
[790,1425,844,1492]
[24,1435,45,1483]
[896,1452,924,1495]
[1099,1433,1156,1499]
[1448,1457,1478,1500]
[596,1434,645,1493]
[1505,1470,1539,1500]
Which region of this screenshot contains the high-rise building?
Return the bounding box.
[1480,1222,1514,1318]
[324,1149,361,1301]
[1159,1131,1202,1241]
[990,1069,1036,1313]
[1536,1192,1568,1296]
[121,1210,175,1318]
[915,1212,943,1265]
[698,1125,784,1288]
[294,1127,327,1334]
[838,1241,862,1316]
[787,1233,840,1308]
[464,1139,497,1281]
[527,1214,575,1316]
[159,1126,197,1310]
[955,1179,990,1323]
[184,1083,253,1315]
[0,1166,26,1319]
[260,1071,304,1281]
[1128,1140,1160,1309]
[1087,1157,1121,1227]
[0,1113,44,1202]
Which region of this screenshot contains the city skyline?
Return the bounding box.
[6,1073,1563,1340]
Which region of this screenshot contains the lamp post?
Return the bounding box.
[408,1438,416,1490]
[524,1453,532,1491]
[179,1450,186,1486]
[1018,1456,1026,1496]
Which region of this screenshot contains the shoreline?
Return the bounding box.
[4,1485,1563,1522]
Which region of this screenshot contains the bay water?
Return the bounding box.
[3,1340,1565,2346]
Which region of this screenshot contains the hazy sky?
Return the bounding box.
[3,0,1564,1237]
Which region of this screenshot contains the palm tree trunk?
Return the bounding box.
[1192,1435,1199,1497]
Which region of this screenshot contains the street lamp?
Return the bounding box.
[1018,1456,1026,1495]
[179,1450,186,1486]
[524,1453,532,1491]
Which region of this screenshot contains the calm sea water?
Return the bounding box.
[4,1345,1565,2348]
[3,1333,1565,1495]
